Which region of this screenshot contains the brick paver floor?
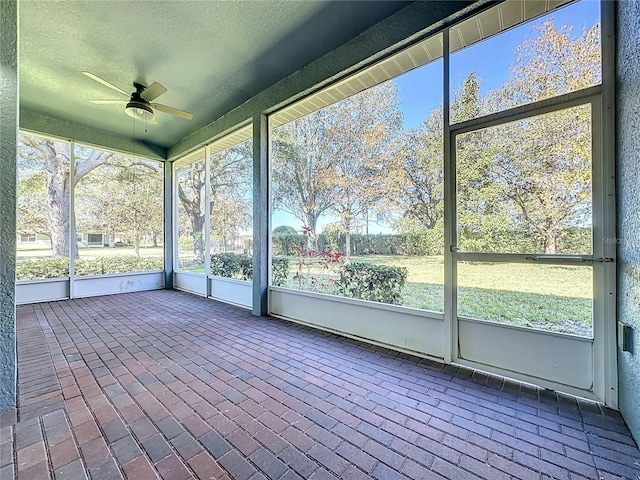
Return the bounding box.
[1,289,639,479]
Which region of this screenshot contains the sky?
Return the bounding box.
[396,0,600,130]
[271,0,601,235]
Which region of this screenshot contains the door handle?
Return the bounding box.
[525,255,588,261]
[524,255,614,263]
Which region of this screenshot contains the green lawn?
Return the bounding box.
[140,251,594,337]
[276,254,593,337]
[17,246,164,259]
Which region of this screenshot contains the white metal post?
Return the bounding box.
[204,145,211,296]
[443,29,456,364]
[599,0,618,408]
[163,160,173,289]
[252,114,270,316]
[69,141,76,299]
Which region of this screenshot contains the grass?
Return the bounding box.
[144,250,595,336]
[17,246,164,259]
[276,254,593,337]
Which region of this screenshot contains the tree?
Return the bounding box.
[176,141,252,262]
[389,107,444,233]
[272,82,402,255]
[489,20,601,112]
[75,158,163,256]
[327,81,403,257]
[210,194,251,253]
[18,136,114,257]
[272,225,297,235]
[447,73,509,252]
[271,107,341,251]
[17,172,50,242]
[210,142,252,253]
[176,160,206,262]
[481,20,599,253]
[487,106,592,254]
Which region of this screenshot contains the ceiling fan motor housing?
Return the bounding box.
[126,84,154,120]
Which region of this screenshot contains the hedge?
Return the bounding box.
[272,231,445,256]
[16,256,163,280]
[273,228,590,256]
[210,253,289,285]
[337,262,408,305]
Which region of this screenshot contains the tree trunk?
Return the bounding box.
[47,175,72,258]
[306,213,319,252]
[49,214,70,258]
[134,235,140,257]
[544,235,557,255]
[192,215,205,262]
[543,217,557,254]
[25,137,111,259]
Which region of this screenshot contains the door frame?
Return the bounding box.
[442,82,616,403]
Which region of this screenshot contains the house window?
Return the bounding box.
[19,234,36,243]
[87,233,103,244]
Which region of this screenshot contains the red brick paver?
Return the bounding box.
[2,290,638,479]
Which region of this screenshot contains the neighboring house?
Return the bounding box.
[77,233,127,248]
[16,233,51,250]
[17,232,128,250]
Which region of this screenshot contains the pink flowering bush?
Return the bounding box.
[290,227,345,293]
[291,245,344,293]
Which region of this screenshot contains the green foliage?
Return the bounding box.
[272,231,445,256]
[272,225,297,235]
[75,257,163,276]
[338,262,408,305]
[210,253,241,278]
[271,257,290,287]
[210,252,289,283]
[16,256,162,280]
[16,258,70,280]
[556,228,591,255]
[238,256,253,281]
[272,234,307,256]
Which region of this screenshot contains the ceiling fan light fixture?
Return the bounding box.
[125,100,155,121]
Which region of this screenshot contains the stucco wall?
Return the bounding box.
[616,0,640,446]
[0,0,18,412]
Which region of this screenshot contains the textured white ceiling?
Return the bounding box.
[19,0,411,150]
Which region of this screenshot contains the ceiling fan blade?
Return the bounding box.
[151,103,193,120]
[82,71,128,96]
[89,99,127,104]
[141,82,167,102]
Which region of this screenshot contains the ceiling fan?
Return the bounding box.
[83,71,193,124]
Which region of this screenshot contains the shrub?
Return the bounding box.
[272,225,298,235]
[210,253,241,278]
[210,252,288,283]
[16,256,162,279]
[271,230,450,256]
[272,234,307,256]
[16,258,70,280]
[75,256,163,276]
[338,262,408,305]
[271,257,289,286]
[178,236,195,253]
[238,256,253,280]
